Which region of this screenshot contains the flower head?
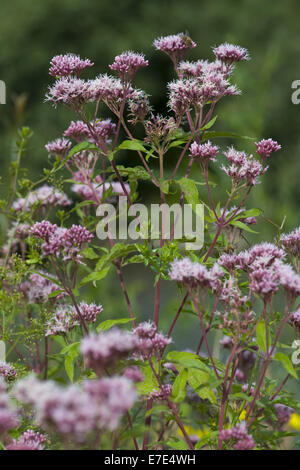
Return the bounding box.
[280,227,300,257]
[109,51,148,80]
[12,185,71,212]
[222,146,268,186]
[45,138,72,157]
[154,33,196,62]
[213,43,250,63]
[49,54,93,77]
[81,329,139,371]
[6,430,47,451]
[190,141,219,166]
[169,258,224,291]
[255,138,281,160]
[46,77,92,108]
[0,362,17,382]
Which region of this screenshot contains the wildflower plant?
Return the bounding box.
[0,32,299,451]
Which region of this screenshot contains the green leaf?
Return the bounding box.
[166,351,211,373]
[274,352,298,379]
[202,131,255,141]
[137,363,159,395]
[96,243,139,270]
[230,220,258,234]
[256,320,270,353]
[172,369,188,403]
[96,317,134,332]
[108,165,151,181]
[61,141,100,167]
[117,140,147,152]
[82,247,99,260]
[177,178,199,206]
[160,180,170,194]
[187,369,216,404]
[80,266,111,286]
[200,115,218,130]
[167,139,188,149]
[62,342,80,382]
[166,439,189,450]
[237,208,262,218]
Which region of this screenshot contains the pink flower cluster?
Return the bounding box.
[153,33,196,61]
[64,119,116,144]
[290,308,300,329]
[169,258,223,290]
[0,362,17,382]
[133,321,172,359]
[190,140,219,168]
[109,51,148,80]
[144,115,177,145]
[123,366,144,383]
[45,138,72,157]
[280,226,300,257]
[128,89,151,124]
[31,221,93,259]
[222,147,268,186]
[168,75,239,116]
[88,74,138,113]
[71,171,130,203]
[179,59,225,78]
[6,430,46,451]
[255,138,281,160]
[14,375,136,440]
[274,404,293,426]
[0,379,18,435]
[46,302,103,336]
[81,329,139,370]
[46,77,93,108]
[49,54,94,77]
[149,384,172,401]
[213,43,250,63]
[219,243,300,300]
[219,422,255,450]
[21,272,65,304]
[12,185,71,212]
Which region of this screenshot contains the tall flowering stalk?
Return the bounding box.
[0,35,298,452]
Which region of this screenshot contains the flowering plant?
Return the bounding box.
[0,33,299,451]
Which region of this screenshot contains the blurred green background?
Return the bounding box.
[1,0,300,353]
[1,0,300,228]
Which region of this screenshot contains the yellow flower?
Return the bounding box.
[178,425,209,440]
[289,413,300,430]
[239,410,247,421]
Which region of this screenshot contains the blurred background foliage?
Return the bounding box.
[0,0,300,355]
[1,0,300,230]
